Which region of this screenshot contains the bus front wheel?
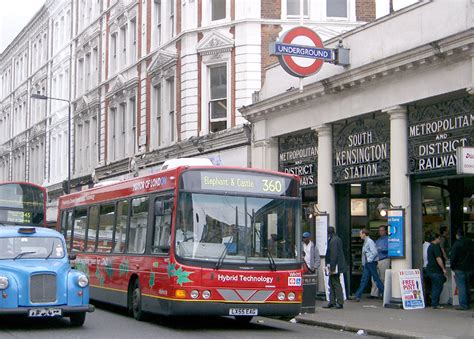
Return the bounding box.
[131,280,145,321]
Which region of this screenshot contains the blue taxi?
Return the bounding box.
[0,226,94,326]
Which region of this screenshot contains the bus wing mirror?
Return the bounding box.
[68,253,77,261]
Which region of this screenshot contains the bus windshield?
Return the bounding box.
[0,183,45,226]
[175,192,300,266]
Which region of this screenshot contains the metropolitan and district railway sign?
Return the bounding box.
[278,131,318,188]
[270,26,337,78]
[408,96,474,175]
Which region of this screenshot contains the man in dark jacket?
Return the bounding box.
[323,226,347,309]
[450,229,474,310]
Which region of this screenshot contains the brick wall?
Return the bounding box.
[356,0,376,22]
[261,24,282,86]
[261,0,281,19]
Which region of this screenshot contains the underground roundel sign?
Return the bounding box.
[271,26,333,78]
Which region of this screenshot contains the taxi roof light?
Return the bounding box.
[18,227,36,234]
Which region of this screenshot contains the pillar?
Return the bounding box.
[314,124,335,225]
[384,105,411,300]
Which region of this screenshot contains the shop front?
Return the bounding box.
[408,94,474,271]
[332,113,392,293]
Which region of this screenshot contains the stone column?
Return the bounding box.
[384,105,411,300]
[314,124,335,226]
[314,124,335,293]
[251,139,279,171]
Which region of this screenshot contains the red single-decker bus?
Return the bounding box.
[57,165,303,321]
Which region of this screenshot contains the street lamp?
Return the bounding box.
[31,93,72,194]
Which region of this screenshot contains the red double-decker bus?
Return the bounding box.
[57,165,303,321]
[0,181,47,227]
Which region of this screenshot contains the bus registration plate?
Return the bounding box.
[29,308,62,317]
[229,308,258,316]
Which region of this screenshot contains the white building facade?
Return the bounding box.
[1,0,376,221]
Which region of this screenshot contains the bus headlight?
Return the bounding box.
[287,292,296,301]
[277,292,286,301]
[190,290,199,299]
[0,276,8,290]
[77,275,89,288]
[202,290,211,299]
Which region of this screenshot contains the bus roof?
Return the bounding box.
[58,166,298,210]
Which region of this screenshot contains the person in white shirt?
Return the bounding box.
[423,239,430,268]
[302,231,320,274]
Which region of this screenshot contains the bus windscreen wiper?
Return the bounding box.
[13,251,36,260]
[215,241,231,270]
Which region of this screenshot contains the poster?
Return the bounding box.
[315,214,328,256]
[388,209,405,258]
[398,269,425,309]
[323,273,347,302]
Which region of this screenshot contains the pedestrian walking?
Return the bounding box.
[450,228,474,310]
[323,226,347,309]
[426,233,447,309]
[370,225,390,298]
[302,231,321,274]
[354,229,384,301]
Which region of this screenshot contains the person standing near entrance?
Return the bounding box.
[426,233,447,309]
[354,229,384,301]
[323,226,347,309]
[439,226,450,262]
[302,231,321,274]
[370,225,390,298]
[450,229,474,310]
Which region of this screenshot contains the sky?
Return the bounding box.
[0,0,46,54]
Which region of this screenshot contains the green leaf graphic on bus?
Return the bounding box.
[119,259,129,277]
[149,273,156,288]
[75,262,90,276]
[167,263,193,286]
[105,262,114,278]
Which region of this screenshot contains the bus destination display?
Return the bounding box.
[200,172,286,195]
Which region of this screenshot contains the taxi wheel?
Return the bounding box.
[132,280,145,321]
[234,316,253,323]
[70,312,86,326]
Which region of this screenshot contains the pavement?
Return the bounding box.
[296,298,474,338]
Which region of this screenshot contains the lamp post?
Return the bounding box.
[31,93,71,194]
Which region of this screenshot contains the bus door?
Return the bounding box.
[147,195,174,298]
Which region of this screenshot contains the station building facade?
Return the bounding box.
[241,0,474,292]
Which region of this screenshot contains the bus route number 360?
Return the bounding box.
[261,179,283,193]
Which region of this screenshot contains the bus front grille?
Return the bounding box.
[30,274,57,303]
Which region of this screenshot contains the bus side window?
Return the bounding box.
[72,208,87,252]
[86,205,99,252]
[97,203,115,253]
[65,210,74,250]
[128,197,149,254]
[152,196,172,254]
[113,200,129,253]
